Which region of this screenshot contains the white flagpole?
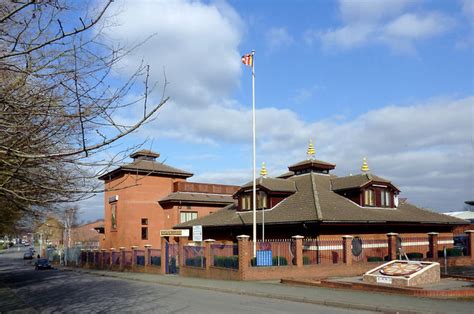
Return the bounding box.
[251,50,257,258]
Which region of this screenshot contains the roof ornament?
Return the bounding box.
[260,162,267,177]
[361,157,370,173]
[307,139,316,160]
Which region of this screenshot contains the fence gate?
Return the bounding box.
[165,243,179,274]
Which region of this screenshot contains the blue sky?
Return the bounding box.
[78,0,473,221]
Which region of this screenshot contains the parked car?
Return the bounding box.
[34,258,52,270]
[23,252,33,260]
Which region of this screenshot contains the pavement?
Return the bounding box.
[61,265,474,313]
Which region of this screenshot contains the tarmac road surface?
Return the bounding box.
[0,247,372,313]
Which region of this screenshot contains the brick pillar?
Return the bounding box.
[428,232,439,259]
[110,248,115,267]
[292,235,304,267]
[204,239,215,270]
[100,249,106,269]
[342,235,353,265]
[387,233,398,261]
[131,246,138,269]
[144,244,152,266]
[237,235,250,280]
[161,237,168,274]
[178,237,188,268]
[119,247,125,270]
[465,230,474,260]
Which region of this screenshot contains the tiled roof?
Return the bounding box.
[331,173,394,191]
[98,160,193,180]
[239,177,296,193]
[277,171,294,179]
[176,173,466,228]
[159,192,235,205]
[288,159,335,169]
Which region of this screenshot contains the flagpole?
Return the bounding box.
[251,50,257,258]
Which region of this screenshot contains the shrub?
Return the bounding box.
[272,256,288,266]
[367,256,384,262]
[303,256,311,265]
[150,256,161,266]
[406,252,423,260]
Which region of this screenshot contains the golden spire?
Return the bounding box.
[361,157,370,172]
[260,162,267,177]
[307,139,316,159]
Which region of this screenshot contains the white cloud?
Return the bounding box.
[384,13,453,40]
[306,0,455,53]
[103,0,242,108]
[265,27,294,51]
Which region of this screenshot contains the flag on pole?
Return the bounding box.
[241,53,253,67]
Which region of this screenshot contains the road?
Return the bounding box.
[0,247,371,313]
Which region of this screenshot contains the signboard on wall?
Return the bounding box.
[160,229,190,237]
[193,225,203,242]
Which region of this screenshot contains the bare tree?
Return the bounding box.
[0,1,168,230]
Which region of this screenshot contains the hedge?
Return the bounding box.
[367,256,384,262]
[406,252,423,260]
[303,256,311,265]
[438,247,463,257]
[185,256,206,267]
[213,256,239,269]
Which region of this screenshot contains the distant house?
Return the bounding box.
[71,220,105,249]
[176,148,467,242]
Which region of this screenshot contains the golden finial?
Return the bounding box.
[361,157,370,172]
[260,162,267,177]
[307,139,316,159]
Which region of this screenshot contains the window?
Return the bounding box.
[180,211,197,223]
[111,204,117,230]
[257,191,267,209]
[380,190,390,207]
[141,227,148,240]
[141,218,148,225]
[241,194,251,210]
[364,189,375,206]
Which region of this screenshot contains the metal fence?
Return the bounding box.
[184,245,205,268]
[135,249,145,266]
[112,251,120,265]
[351,237,388,263]
[149,249,161,266]
[251,239,293,267]
[124,251,132,266]
[303,237,344,265]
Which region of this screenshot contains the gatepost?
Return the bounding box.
[131,246,138,270]
[178,237,188,268]
[144,244,152,266]
[387,233,398,261]
[160,237,168,274]
[466,230,474,261]
[204,239,215,271]
[237,235,250,280]
[100,249,106,269]
[109,248,115,268]
[428,232,439,258]
[342,235,353,265]
[119,247,125,270]
[292,235,304,267]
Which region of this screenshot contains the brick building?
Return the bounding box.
[98,150,238,250]
[177,146,468,259]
